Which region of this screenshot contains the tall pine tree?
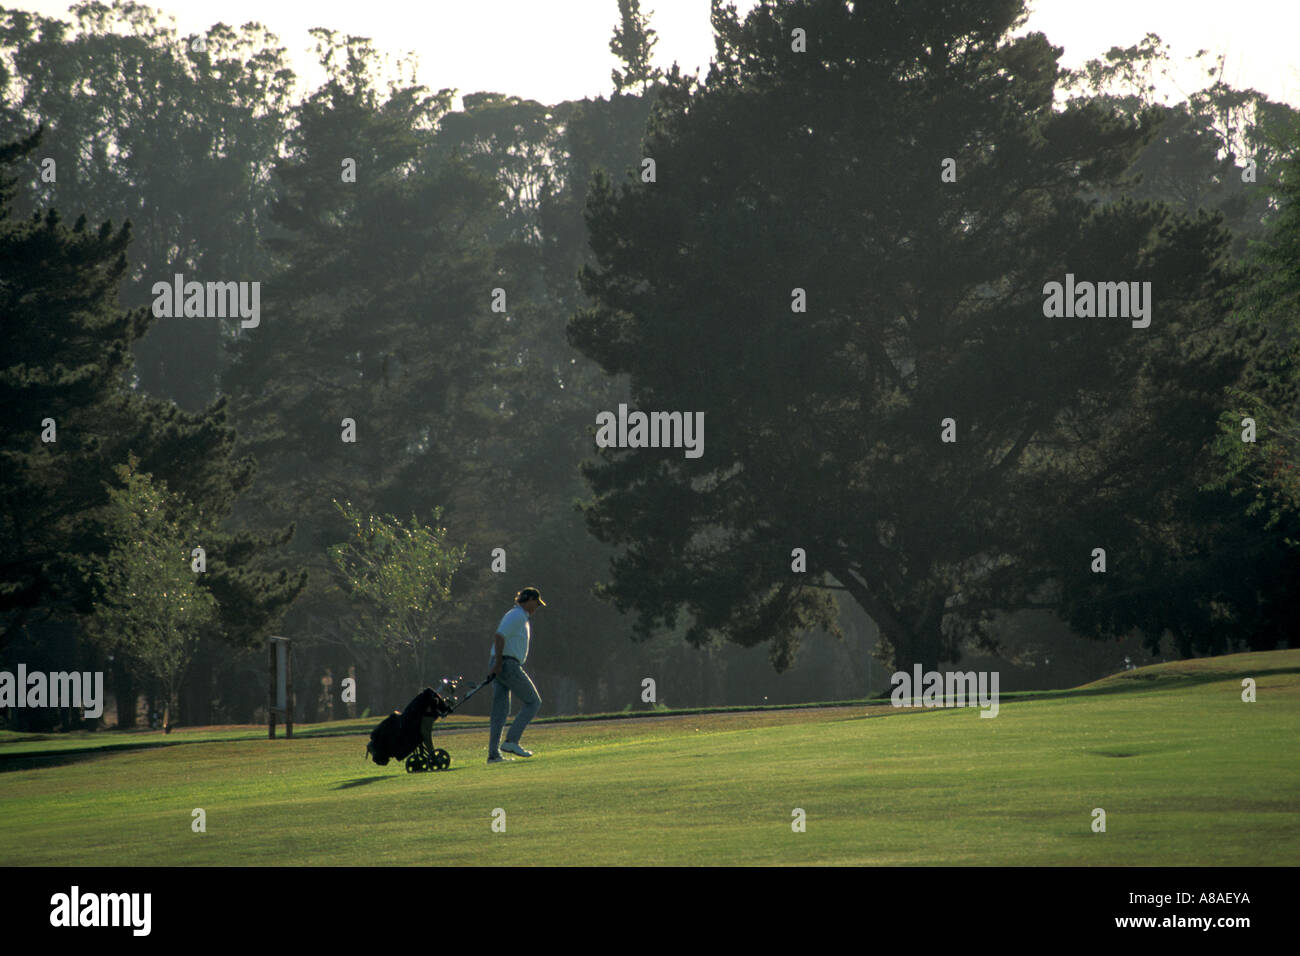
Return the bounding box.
[0,129,303,725]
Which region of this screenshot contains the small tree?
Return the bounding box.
[327,500,466,682]
[89,456,216,732]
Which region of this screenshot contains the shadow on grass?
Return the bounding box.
[0,748,129,773]
[335,766,469,788]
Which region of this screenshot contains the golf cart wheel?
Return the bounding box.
[405,751,430,773]
[431,749,451,771]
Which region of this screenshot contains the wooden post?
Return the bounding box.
[268,636,293,739]
[268,639,276,739]
[285,638,294,739]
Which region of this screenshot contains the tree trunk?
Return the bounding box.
[881,606,944,676]
[832,565,951,673]
[113,658,136,729]
[163,686,176,734]
[188,646,212,726]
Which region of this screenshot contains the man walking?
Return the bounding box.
[487,587,545,763]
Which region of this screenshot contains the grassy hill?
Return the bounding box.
[1,649,1296,865]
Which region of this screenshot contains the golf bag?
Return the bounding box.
[365,675,493,773]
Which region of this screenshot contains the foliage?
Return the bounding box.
[571,0,1263,670]
[88,456,217,730]
[610,0,663,94]
[327,499,466,679]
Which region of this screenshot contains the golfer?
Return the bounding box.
[487,587,545,763]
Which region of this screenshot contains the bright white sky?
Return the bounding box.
[12,0,1300,107]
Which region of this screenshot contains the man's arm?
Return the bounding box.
[490,633,505,674]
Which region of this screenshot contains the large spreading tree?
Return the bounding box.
[570,0,1269,672]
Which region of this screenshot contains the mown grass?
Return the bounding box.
[1,650,1296,865]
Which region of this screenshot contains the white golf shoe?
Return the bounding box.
[501,741,533,758]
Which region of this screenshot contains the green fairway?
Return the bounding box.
[2,650,1297,865]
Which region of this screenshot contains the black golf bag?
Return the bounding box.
[365,676,491,773]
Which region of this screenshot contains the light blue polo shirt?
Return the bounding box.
[490,604,531,665]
